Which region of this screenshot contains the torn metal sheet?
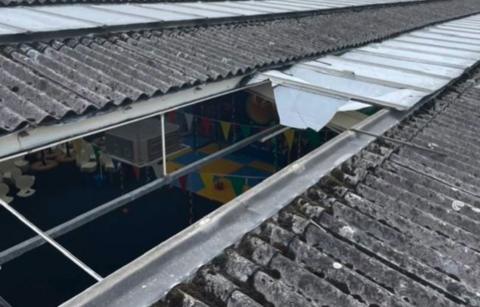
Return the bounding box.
[273,85,343,130]
[264,71,370,131]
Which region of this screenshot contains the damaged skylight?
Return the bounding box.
[252,13,480,131]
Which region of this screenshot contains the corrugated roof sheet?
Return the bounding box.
[155,68,480,307]
[1,0,480,135]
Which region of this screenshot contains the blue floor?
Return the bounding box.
[182,135,211,149]
[231,166,270,186]
[174,151,207,165]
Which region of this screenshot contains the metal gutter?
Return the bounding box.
[0,76,268,162]
[60,106,406,307]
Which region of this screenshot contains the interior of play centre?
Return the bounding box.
[0,88,375,306]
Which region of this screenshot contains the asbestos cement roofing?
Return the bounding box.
[155,66,480,307]
[0,0,480,136]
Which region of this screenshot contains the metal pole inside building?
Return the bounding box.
[161,113,168,177]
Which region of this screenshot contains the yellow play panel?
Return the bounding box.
[199,158,243,174]
[166,161,183,173]
[196,177,243,204]
[198,143,220,155]
[167,146,192,160]
[170,141,276,204]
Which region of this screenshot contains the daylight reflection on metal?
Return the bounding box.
[260,13,480,130]
[0,0,418,36]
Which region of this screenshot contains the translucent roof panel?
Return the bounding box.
[340,51,464,78]
[88,4,199,21]
[33,6,156,26]
[409,32,480,47]
[395,35,480,53]
[381,40,480,60]
[308,56,448,91]
[0,0,422,37]
[0,8,99,31]
[358,44,476,68]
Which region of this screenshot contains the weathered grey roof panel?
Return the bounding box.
[0,0,479,135]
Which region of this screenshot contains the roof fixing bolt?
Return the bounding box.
[333,262,343,269]
[452,200,465,212]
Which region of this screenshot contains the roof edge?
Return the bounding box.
[0,75,257,162]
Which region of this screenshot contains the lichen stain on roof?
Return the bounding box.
[155,73,480,306]
[1,0,480,134]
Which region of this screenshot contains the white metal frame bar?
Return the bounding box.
[161,113,167,177]
[0,198,103,281]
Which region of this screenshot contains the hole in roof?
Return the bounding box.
[0,79,385,306]
[329,280,351,295]
[269,269,281,279]
[353,294,365,303]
